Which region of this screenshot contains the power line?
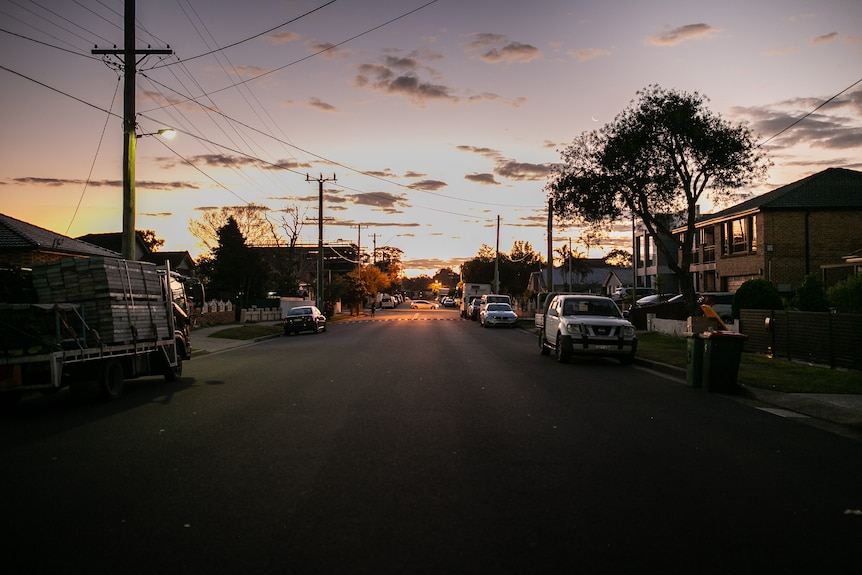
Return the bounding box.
[758,76,862,147]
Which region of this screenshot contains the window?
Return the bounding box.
[722,216,756,255]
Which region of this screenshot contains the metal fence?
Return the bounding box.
[739,310,862,370]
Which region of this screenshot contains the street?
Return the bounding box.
[2,308,861,574]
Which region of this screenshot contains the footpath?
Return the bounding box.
[189,323,862,443]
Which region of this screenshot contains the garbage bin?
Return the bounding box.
[686,333,705,388]
[702,331,748,393]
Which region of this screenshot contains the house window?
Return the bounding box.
[723,216,756,255]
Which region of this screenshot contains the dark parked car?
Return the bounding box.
[283,305,327,335]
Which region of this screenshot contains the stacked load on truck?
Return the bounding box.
[30,257,170,345]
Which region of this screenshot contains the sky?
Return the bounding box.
[2,0,861,278]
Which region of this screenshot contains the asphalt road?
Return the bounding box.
[2,307,861,574]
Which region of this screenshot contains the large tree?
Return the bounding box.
[546,85,769,313]
[207,217,268,306]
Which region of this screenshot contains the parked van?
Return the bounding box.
[380,294,394,309]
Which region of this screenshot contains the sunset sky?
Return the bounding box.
[2,0,861,277]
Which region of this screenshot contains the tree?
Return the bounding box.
[139,229,164,252]
[603,249,632,268]
[547,85,769,314]
[188,204,278,252]
[794,273,829,312]
[732,279,783,319]
[826,274,862,314]
[208,217,268,307]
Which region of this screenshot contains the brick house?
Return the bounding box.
[674,167,862,295]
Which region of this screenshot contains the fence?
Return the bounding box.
[739,310,862,370]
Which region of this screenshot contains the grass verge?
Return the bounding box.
[636,331,862,394]
[205,323,282,340]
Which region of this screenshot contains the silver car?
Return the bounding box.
[539,294,637,364]
[480,303,518,328]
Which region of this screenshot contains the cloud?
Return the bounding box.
[355,48,525,106]
[269,31,300,44]
[308,97,337,112]
[647,23,719,46]
[458,145,551,182]
[466,33,541,64]
[730,90,862,150]
[465,173,499,185]
[811,32,838,45]
[568,47,612,62]
[12,177,198,191]
[409,179,447,191]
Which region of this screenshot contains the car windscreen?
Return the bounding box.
[487,304,511,311]
[288,308,312,316]
[561,299,621,318]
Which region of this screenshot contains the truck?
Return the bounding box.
[459,283,491,319]
[0,257,192,407]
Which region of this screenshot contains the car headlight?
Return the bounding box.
[566,323,583,335]
[621,325,635,337]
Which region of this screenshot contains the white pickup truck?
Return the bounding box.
[538,293,637,364]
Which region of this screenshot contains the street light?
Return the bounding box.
[137,127,176,140]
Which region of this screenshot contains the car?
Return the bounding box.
[698,292,735,322]
[539,294,637,364]
[441,296,455,308]
[633,293,678,307]
[464,296,483,319]
[480,302,518,328]
[410,299,439,309]
[282,305,326,335]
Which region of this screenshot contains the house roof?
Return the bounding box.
[0,213,120,258]
[701,167,862,225]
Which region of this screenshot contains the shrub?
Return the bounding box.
[732,279,783,318]
[826,274,862,314]
[794,273,829,312]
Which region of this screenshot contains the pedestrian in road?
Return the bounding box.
[370,302,375,317]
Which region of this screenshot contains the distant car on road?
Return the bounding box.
[410,299,439,309]
[441,296,455,308]
[480,302,518,328]
[283,305,327,335]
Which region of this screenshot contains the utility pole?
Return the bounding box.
[93,0,172,261]
[494,215,500,293]
[307,173,336,313]
[547,198,554,292]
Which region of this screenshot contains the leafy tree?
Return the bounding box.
[547,85,769,314]
[826,274,862,314]
[460,244,496,284]
[732,279,783,319]
[603,249,632,268]
[794,273,829,312]
[139,229,164,253]
[208,217,268,306]
[188,204,278,252]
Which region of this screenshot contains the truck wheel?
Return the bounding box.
[555,334,570,364]
[539,332,550,355]
[164,354,183,382]
[100,360,124,400]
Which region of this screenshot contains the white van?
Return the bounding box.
[380,295,394,309]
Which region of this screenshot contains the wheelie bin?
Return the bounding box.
[686,334,705,388]
[702,331,748,393]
